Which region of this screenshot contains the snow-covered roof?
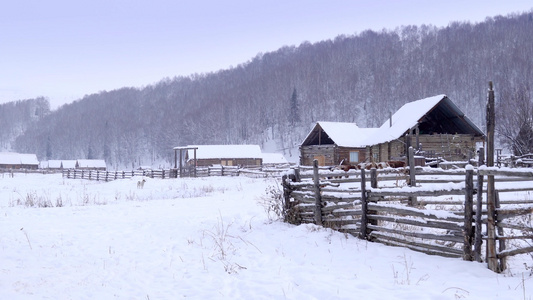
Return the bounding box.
[62,160,77,169]
[185,145,262,160]
[0,152,39,165]
[302,95,483,148]
[366,94,484,145]
[48,160,63,168]
[76,159,107,168]
[302,122,378,148]
[365,94,446,145]
[261,152,289,164]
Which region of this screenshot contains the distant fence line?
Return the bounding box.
[60,164,290,181]
[282,156,533,273]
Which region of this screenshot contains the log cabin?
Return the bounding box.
[299,122,378,166]
[300,95,485,166]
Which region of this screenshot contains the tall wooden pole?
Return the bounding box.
[312,159,323,226]
[474,148,484,262]
[486,81,500,272]
[463,167,474,261]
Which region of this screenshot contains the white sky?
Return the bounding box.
[1,0,532,108]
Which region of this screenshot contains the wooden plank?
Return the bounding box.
[367,224,464,243]
[322,219,360,226]
[478,168,533,177]
[368,203,465,223]
[321,203,358,212]
[368,214,462,231]
[496,206,533,221]
[369,189,465,197]
[325,210,363,218]
[498,246,533,258]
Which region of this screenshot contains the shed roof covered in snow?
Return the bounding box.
[0,152,39,166]
[300,121,378,148]
[301,95,484,148]
[366,94,484,145]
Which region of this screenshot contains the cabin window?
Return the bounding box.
[221,160,233,166]
[349,151,359,163]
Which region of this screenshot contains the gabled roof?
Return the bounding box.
[185,145,263,160]
[0,152,39,165]
[301,122,378,148]
[301,95,484,148]
[366,94,484,145]
[62,160,77,169]
[47,160,63,168]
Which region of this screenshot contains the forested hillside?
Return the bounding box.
[0,98,50,151]
[11,11,533,168]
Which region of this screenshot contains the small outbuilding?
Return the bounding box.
[299,122,377,166]
[0,152,39,170]
[300,95,485,166]
[175,145,263,167]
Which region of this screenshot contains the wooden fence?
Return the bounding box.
[282,160,533,272]
[62,165,289,181]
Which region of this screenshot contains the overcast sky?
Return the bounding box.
[1,1,532,108]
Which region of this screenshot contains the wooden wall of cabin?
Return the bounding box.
[407,133,482,161]
[374,140,405,162]
[337,147,367,165]
[300,145,337,166]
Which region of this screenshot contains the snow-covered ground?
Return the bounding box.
[1,173,532,299]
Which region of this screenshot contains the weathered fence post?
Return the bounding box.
[370,168,378,189]
[495,192,506,271]
[463,166,474,261]
[486,81,500,272]
[474,148,484,262]
[408,146,418,206]
[359,168,368,239]
[312,159,323,226]
[281,174,291,222]
[369,168,378,229]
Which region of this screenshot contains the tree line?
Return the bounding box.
[7,11,533,167]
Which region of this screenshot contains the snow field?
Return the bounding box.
[0,173,532,299]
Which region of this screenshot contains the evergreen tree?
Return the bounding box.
[46,136,52,160]
[289,88,300,126]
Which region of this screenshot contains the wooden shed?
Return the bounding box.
[299,122,377,166]
[181,145,263,167]
[367,94,485,163]
[299,95,485,166]
[0,152,39,170]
